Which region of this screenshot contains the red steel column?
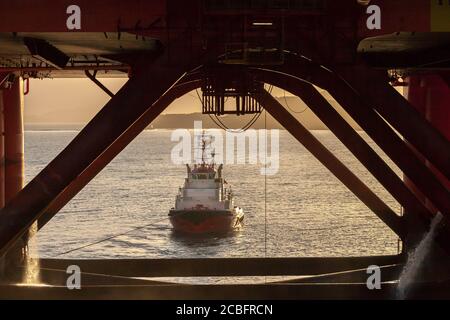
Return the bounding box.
[0,85,5,208]
[0,75,25,280]
[2,76,24,203]
[403,74,450,265]
[405,75,450,212]
[0,84,5,278]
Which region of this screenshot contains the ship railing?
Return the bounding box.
[177,196,193,200]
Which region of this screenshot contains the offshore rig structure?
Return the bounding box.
[0,0,449,299]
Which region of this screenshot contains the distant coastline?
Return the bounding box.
[24,96,361,131]
[25,111,343,131]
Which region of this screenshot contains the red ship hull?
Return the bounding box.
[169,210,244,234]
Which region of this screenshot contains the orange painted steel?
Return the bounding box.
[1,77,24,204]
[404,75,450,214]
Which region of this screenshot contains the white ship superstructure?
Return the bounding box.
[169,133,244,234]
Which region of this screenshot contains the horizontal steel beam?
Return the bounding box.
[277,264,402,284]
[0,282,399,300]
[23,37,70,69]
[39,255,403,277]
[0,66,130,73]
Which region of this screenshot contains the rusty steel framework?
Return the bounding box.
[201,70,264,115]
[0,0,449,298]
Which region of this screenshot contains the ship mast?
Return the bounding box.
[199,130,215,167]
[201,130,207,165]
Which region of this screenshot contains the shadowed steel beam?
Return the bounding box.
[0,282,398,300]
[39,255,402,277]
[23,37,70,69]
[37,79,201,230]
[277,264,402,284]
[278,54,450,222]
[0,66,130,73]
[338,66,450,182]
[0,56,187,257]
[250,68,433,229]
[254,89,404,237]
[84,70,115,98]
[32,266,168,286]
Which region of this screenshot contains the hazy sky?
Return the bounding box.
[23,77,403,127]
[24,78,295,124]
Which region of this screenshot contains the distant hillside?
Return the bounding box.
[24,95,361,131]
[150,96,360,130]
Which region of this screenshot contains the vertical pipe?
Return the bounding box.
[0,88,5,208]
[0,87,5,279]
[0,75,25,281]
[221,94,225,115]
[2,76,24,203]
[202,92,205,114]
[214,94,220,115]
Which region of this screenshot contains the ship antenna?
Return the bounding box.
[201,130,206,165]
[211,148,216,165]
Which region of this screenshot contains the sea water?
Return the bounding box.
[25,130,400,261]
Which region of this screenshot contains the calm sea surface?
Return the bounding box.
[25,130,401,260]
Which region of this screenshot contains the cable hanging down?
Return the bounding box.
[283,89,308,114]
[53,217,167,257]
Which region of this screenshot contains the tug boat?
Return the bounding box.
[169,135,244,234]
